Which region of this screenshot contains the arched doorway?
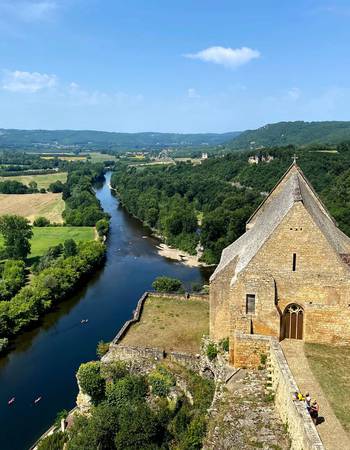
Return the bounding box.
[281,304,304,340]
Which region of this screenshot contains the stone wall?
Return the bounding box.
[211,200,350,346]
[232,332,270,368]
[103,343,201,372]
[233,333,324,450]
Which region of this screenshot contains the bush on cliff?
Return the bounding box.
[152,276,182,293]
[77,361,105,404]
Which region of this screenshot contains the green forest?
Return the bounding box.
[229,120,350,149]
[111,142,350,264]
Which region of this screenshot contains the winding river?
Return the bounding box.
[0,172,210,450]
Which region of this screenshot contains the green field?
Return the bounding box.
[29,227,95,258]
[88,152,117,162]
[0,172,67,189]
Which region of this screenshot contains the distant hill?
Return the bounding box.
[229,121,350,149]
[0,129,240,151]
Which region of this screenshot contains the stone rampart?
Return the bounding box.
[234,333,324,450]
[111,291,208,345]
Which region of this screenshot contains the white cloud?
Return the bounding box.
[184,46,260,69]
[2,70,57,92]
[187,88,200,99]
[287,87,301,100]
[0,1,57,23]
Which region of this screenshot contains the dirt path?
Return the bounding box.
[281,339,350,450]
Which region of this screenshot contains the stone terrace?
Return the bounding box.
[119,294,209,354]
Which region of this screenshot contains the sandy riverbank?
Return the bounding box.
[156,243,208,267]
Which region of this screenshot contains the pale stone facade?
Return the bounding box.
[210,163,350,363]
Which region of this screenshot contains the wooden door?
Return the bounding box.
[283,304,303,339]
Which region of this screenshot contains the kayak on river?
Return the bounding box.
[34,397,42,404]
[8,397,15,405]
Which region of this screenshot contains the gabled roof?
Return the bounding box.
[210,162,350,282]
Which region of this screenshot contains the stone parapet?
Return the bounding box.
[233,333,324,450]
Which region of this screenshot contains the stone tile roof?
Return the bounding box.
[210,163,350,282]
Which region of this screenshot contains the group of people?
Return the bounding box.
[294,391,320,424]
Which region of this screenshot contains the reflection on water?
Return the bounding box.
[0,172,211,450]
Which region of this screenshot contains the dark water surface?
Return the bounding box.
[0,173,210,450]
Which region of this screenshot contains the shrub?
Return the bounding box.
[148,366,175,397]
[106,375,147,407]
[180,416,207,450]
[77,362,105,404]
[96,218,110,237]
[206,342,218,361]
[37,431,67,450]
[54,409,68,426]
[100,360,128,382]
[96,340,109,358]
[152,276,182,292]
[191,282,202,292]
[63,239,77,257]
[33,216,50,227]
[219,337,229,352]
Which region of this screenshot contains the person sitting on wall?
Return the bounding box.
[293,391,305,401]
[305,392,311,411]
[310,400,319,425]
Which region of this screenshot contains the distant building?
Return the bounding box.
[248,154,274,165]
[201,152,208,160]
[210,162,350,365]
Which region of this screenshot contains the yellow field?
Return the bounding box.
[0,172,67,189]
[0,193,64,223]
[41,156,86,161]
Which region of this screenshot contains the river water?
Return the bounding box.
[0,172,210,450]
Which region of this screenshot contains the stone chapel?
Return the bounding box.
[209,161,350,363]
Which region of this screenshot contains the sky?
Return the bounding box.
[0,0,350,133]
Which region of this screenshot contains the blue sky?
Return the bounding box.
[0,0,350,132]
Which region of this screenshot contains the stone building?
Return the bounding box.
[209,162,350,363]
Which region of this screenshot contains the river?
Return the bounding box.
[0,172,210,450]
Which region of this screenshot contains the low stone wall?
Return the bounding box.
[270,338,324,450]
[234,333,324,450]
[150,291,209,302]
[104,343,201,372]
[232,332,270,368]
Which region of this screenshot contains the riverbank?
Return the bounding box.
[156,242,208,267]
[110,184,210,268]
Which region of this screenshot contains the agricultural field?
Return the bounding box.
[88,152,117,162]
[0,193,64,223]
[30,226,95,258]
[0,172,67,189]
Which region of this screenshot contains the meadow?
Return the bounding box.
[30,226,95,258]
[0,172,67,189]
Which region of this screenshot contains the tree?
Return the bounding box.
[0,215,33,259]
[96,218,110,237]
[77,362,105,404]
[152,276,182,292]
[63,239,77,257]
[33,216,50,227]
[48,180,64,193]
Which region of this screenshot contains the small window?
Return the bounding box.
[292,253,297,271]
[246,294,256,314]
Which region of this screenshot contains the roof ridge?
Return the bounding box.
[292,173,302,202]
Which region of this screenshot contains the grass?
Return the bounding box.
[120,294,209,354]
[0,193,64,223]
[304,343,350,432]
[30,226,95,258]
[88,152,117,162]
[0,172,67,189]
[0,226,95,260]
